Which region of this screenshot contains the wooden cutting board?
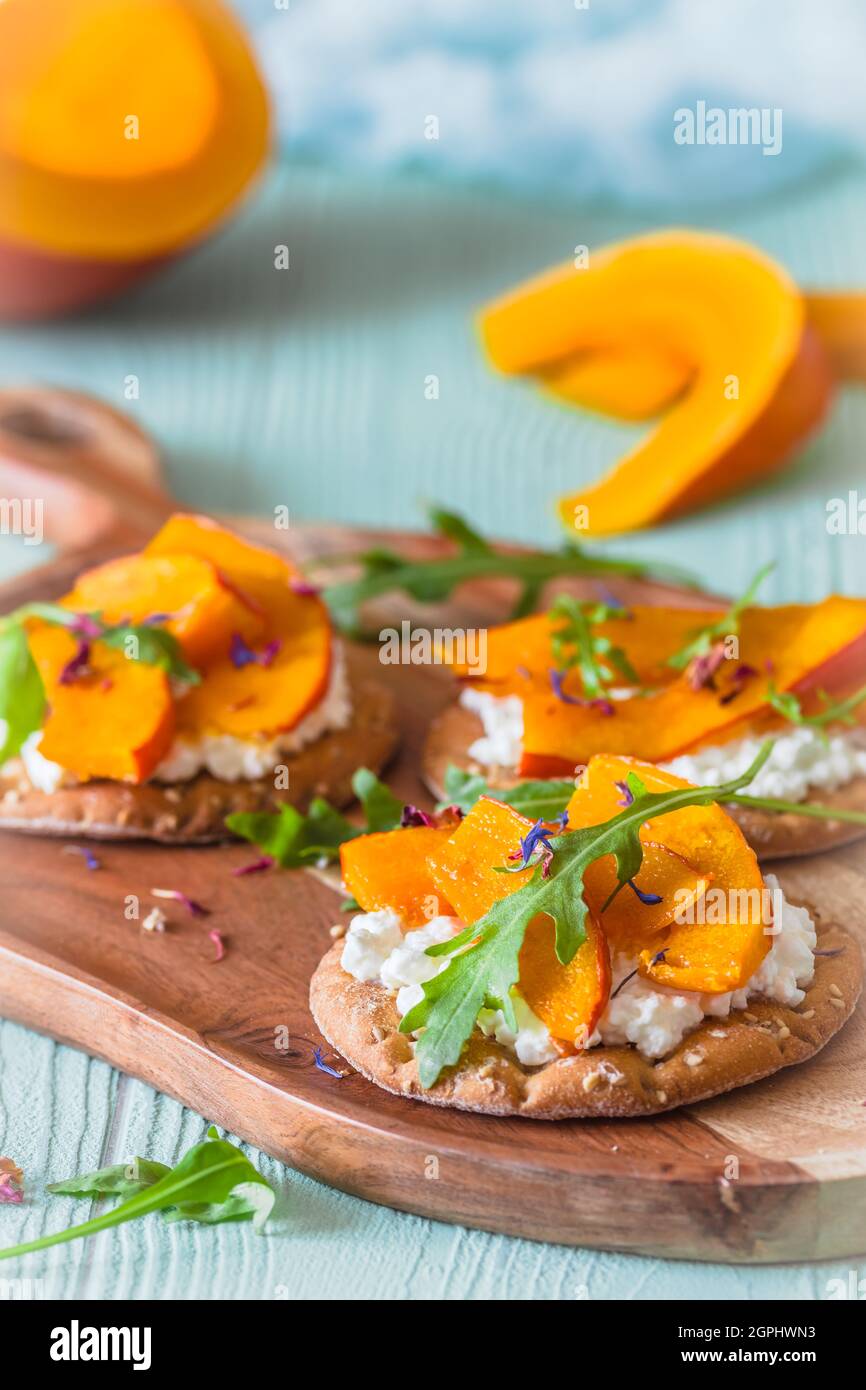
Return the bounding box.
[1,387,865,1263]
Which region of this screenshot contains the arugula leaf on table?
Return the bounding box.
[0,620,45,762]
[439,764,575,822]
[666,562,774,672]
[47,1158,170,1199]
[549,594,638,698]
[226,767,404,867]
[320,506,698,636]
[402,746,776,1089]
[764,680,866,745]
[0,1128,275,1261]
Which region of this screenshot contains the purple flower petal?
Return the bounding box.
[314,1045,347,1078]
[232,856,275,876]
[230,633,282,669]
[208,929,226,963]
[151,888,209,917]
[400,805,436,828]
[549,669,614,714]
[614,779,634,808]
[687,641,727,692]
[62,845,101,871]
[58,640,92,685]
[290,579,320,597]
[66,612,103,639]
[627,879,663,906]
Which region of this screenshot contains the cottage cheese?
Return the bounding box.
[459,687,866,802]
[341,875,816,1063]
[3,643,351,791]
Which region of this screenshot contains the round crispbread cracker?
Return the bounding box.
[0,659,398,844]
[422,700,866,861]
[309,916,862,1120]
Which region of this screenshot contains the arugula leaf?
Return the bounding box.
[549,595,637,697]
[47,1158,171,1199]
[666,562,774,671]
[0,1127,274,1260]
[351,766,403,831]
[439,764,575,821]
[764,680,866,744]
[228,798,359,867]
[226,768,404,866]
[99,622,200,686]
[0,620,45,761]
[321,506,698,636]
[402,744,775,1088]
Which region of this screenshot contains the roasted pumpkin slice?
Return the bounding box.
[340,825,456,927]
[27,622,175,783]
[566,756,769,994]
[65,552,264,667]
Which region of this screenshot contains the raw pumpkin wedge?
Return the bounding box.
[805,291,866,384]
[480,230,833,536]
[425,796,611,1047]
[27,623,175,783]
[539,342,693,420]
[519,595,866,776]
[566,756,769,994]
[64,552,264,667]
[340,826,456,927]
[146,514,300,613]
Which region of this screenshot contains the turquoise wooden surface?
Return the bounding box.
[1,163,865,1299]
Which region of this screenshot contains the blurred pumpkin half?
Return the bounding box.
[0,0,269,319]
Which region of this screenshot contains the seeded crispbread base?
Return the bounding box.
[0,664,398,844]
[422,700,866,861]
[309,917,862,1120]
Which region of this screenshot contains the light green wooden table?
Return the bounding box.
[1,163,865,1299]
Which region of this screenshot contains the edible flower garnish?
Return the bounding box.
[626,879,664,906]
[0,1128,275,1261]
[719,662,758,705]
[151,888,209,917]
[549,595,638,701]
[319,506,697,635]
[401,804,463,829]
[58,640,92,685]
[614,779,634,807]
[667,562,774,672]
[764,680,866,744]
[504,816,566,878]
[62,844,101,870]
[0,1158,23,1204]
[548,667,614,714]
[208,929,226,962]
[229,633,282,669]
[290,579,320,597]
[686,640,726,692]
[232,855,274,876]
[313,1046,347,1079]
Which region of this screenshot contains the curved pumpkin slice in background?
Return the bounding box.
[425,796,611,1048]
[566,756,769,994]
[27,623,175,783]
[805,291,866,383]
[480,231,833,536]
[340,826,457,928]
[540,342,693,420]
[65,552,264,667]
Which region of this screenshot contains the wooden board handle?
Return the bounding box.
[0,385,177,552]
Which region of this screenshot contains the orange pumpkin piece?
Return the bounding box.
[452,604,724,697]
[65,552,264,668]
[146,515,335,738]
[425,797,611,1047]
[340,826,456,927]
[566,756,769,994]
[27,623,175,783]
[540,342,692,420]
[518,595,866,775]
[480,230,832,536]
